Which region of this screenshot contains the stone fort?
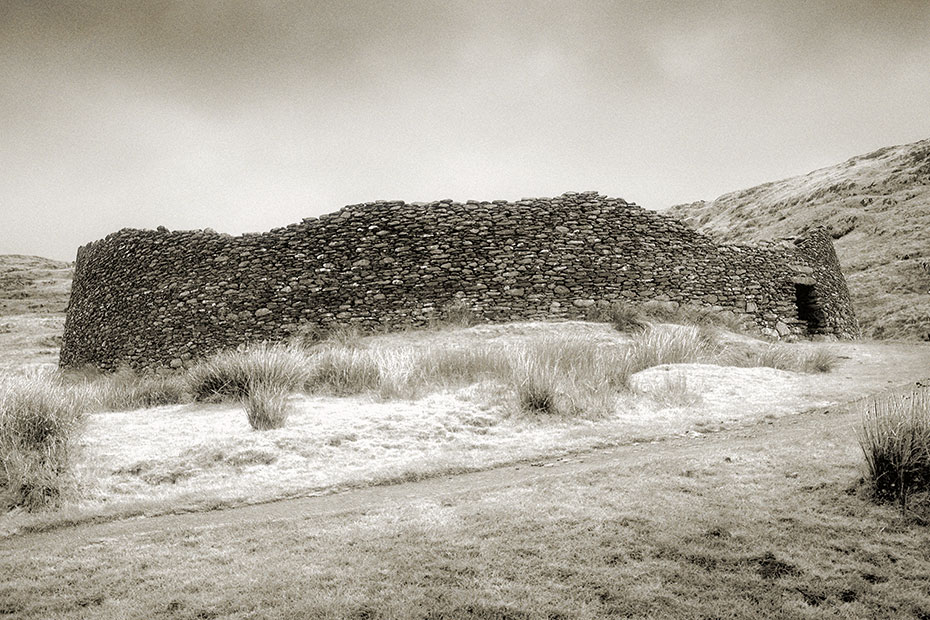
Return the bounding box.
[60,191,858,371]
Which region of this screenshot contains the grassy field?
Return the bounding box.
[1,320,862,535]
[2,396,929,619]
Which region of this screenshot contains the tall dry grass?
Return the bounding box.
[799,348,840,373]
[505,326,724,417]
[305,345,383,396]
[44,320,842,434]
[719,343,839,374]
[184,323,835,420]
[66,369,190,411]
[647,372,704,408]
[430,299,479,328]
[625,324,720,377]
[584,302,647,333]
[508,337,627,418]
[243,382,292,430]
[414,345,511,387]
[305,337,514,399]
[0,373,84,510]
[587,300,746,333]
[187,344,310,402]
[639,301,746,332]
[858,388,930,513]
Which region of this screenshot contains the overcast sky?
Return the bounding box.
[2,0,929,261]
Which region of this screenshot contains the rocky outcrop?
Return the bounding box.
[61,191,858,371]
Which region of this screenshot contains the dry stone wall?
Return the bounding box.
[61,191,858,371]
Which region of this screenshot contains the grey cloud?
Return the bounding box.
[1,1,929,260]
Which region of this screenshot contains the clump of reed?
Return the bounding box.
[0,373,84,510]
[858,388,930,514]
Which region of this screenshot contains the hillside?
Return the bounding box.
[667,138,930,340]
[0,254,72,372]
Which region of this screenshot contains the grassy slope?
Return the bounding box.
[0,255,72,372]
[666,138,930,340]
[2,400,929,619]
[0,255,72,316]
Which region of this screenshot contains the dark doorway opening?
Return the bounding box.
[794,283,824,335]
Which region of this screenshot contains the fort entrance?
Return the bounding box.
[794,283,825,335]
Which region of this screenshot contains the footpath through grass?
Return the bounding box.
[2,402,929,619]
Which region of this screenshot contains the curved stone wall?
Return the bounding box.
[60,191,858,371]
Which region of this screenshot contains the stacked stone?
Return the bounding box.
[786,230,860,336]
[60,191,858,371]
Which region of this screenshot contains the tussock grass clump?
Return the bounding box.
[71,370,190,411]
[187,344,310,402]
[799,348,839,373]
[289,322,366,350]
[127,321,835,424]
[243,383,292,430]
[587,300,745,333]
[306,346,383,396]
[718,343,839,374]
[368,349,418,400]
[512,357,560,415]
[188,338,515,402]
[509,337,626,418]
[432,299,479,328]
[509,324,723,416]
[0,374,84,510]
[307,343,512,399]
[414,345,510,386]
[649,372,703,408]
[858,388,930,512]
[290,323,328,348]
[320,325,364,349]
[585,302,647,333]
[641,301,746,332]
[626,325,720,376]
[718,344,796,370]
